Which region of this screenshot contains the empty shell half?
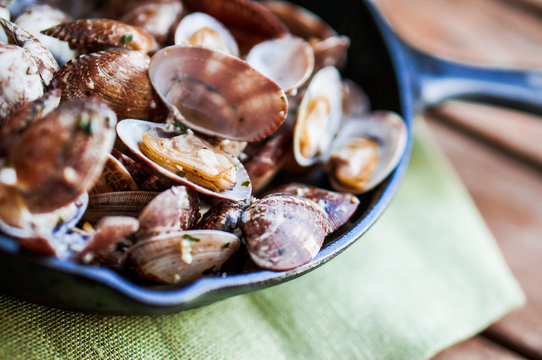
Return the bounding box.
[149,45,287,142]
[116,119,252,201]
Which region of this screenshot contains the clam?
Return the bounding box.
[293,66,343,167]
[241,193,332,271]
[0,89,61,157]
[326,111,408,193]
[246,36,314,95]
[14,5,77,65]
[261,1,336,40]
[110,149,169,191]
[196,198,251,232]
[0,18,59,86]
[127,230,241,284]
[116,119,252,201]
[342,79,370,119]
[181,0,287,54]
[74,216,139,268]
[243,132,292,193]
[10,97,117,213]
[50,50,166,121]
[270,183,359,232]
[120,0,184,45]
[82,191,158,225]
[149,45,287,142]
[89,154,138,194]
[173,12,239,56]
[42,18,159,53]
[0,43,43,121]
[312,35,351,72]
[136,186,199,241]
[0,5,8,42]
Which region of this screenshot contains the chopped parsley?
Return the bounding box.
[120,34,133,45]
[182,234,200,242]
[241,180,251,187]
[77,114,94,135]
[173,120,188,133]
[278,247,286,255]
[176,170,186,178]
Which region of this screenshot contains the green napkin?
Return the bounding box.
[0,121,524,360]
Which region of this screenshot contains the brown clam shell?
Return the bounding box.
[182,0,287,54]
[51,50,167,121]
[261,1,336,41]
[42,18,159,53]
[82,191,158,225]
[11,97,117,213]
[127,229,241,284]
[243,132,292,193]
[0,18,59,86]
[0,89,61,157]
[241,193,332,271]
[312,35,351,73]
[270,183,359,232]
[136,186,199,241]
[149,45,287,142]
[111,149,168,191]
[0,44,43,121]
[120,0,184,45]
[196,198,251,232]
[89,154,138,194]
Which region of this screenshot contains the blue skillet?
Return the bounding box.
[1,0,541,314]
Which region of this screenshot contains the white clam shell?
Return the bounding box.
[293,65,343,166]
[328,111,407,193]
[116,119,252,201]
[246,35,314,95]
[174,12,239,57]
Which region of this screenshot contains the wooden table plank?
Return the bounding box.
[433,337,526,360]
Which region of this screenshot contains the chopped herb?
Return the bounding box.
[55,216,65,228]
[238,117,244,122]
[173,120,188,133]
[182,234,200,242]
[176,170,186,178]
[120,34,133,45]
[143,96,148,101]
[278,247,285,255]
[4,160,13,168]
[280,96,285,101]
[241,180,251,187]
[105,177,111,185]
[77,114,94,135]
[222,242,230,249]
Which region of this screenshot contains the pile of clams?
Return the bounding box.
[0,0,406,285]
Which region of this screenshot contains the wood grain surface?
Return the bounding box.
[373,0,542,358]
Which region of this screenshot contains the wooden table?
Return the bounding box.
[374,0,542,358]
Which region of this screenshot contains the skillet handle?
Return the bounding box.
[404,44,542,114]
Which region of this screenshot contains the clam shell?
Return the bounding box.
[293,66,343,167]
[136,186,199,241]
[173,12,239,56]
[51,50,166,121]
[196,198,251,232]
[11,97,117,213]
[0,18,59,86]
[120,0,184,45]
[241,193,332,271]
[244,132,292,193]
[116,119,253,201]
[42,18,159,53]
[0,43,43,121]
[261,1,336,40]
[182,0,287,54]
[149,45,287,142]
[82,191,158,225]
[312,35,350,72]
[342,79,370,119]
[127,229,241,284]
[14,5,77,65]
[0,89,61,157]
[89,154,138,194]
[110,149,169,191]
[327,111,408,193]
[270,183,359,232]
[246,36,314,95]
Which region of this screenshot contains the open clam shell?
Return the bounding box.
[327,111,408,194]
[246,36,314,95]
[173,12,239,56]
[127,229,241,284]
[149,45,287,142]
[117,119,252,201]
[293,66,343,167]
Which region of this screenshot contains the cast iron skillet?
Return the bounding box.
[1,0,541,314]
